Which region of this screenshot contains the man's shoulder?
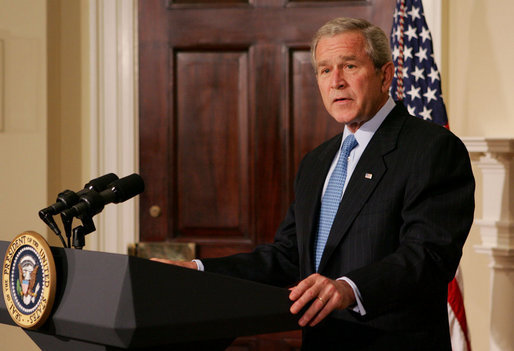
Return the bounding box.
[387,104,460,143]
[385,111,469,164]
[403,115,461,145]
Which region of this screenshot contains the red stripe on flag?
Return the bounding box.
[448,277,471,350]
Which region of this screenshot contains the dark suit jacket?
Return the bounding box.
[203,103,475,350]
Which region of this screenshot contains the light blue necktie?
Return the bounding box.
[315,134,358,271]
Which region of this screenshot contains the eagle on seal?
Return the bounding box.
[18,262,39,297]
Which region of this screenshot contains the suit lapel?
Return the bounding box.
[317,105,407,273]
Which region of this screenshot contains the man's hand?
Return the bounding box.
[289,273,356,327]
[150,258,198,270]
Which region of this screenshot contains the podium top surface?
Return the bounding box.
[0,240,299,348]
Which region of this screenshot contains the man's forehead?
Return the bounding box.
[318,31,365,47]
[315,32,367,58]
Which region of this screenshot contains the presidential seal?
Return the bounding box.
[2,231,56,329]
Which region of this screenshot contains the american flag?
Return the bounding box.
[390,0,448,128]
[390,1,471,350]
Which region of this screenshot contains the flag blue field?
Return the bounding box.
[390,0,449,128]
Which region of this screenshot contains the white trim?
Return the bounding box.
[463,137,514,351]
[422,0,443,68]
[89,0,138,254]
[462,137,514,252]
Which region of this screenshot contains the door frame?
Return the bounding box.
[88,0,138,254]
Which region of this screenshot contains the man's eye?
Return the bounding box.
[346,64,356,70]
[320,68,330,74]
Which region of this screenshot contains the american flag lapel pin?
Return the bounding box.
[365,173,373,180]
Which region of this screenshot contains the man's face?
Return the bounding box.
[315,31,392,131]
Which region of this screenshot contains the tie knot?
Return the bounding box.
[341,134,358,155]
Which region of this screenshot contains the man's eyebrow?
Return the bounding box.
[316,59,330,68]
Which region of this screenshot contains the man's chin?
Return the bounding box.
[330,113,358,125]
[329,113,371,132]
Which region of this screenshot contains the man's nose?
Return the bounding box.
[330,68,345,89]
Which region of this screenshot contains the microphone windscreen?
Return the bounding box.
[110,173,145,203]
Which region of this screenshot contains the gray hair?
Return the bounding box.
[311,17,392,73]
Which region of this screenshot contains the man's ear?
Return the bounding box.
[381,61,395,93]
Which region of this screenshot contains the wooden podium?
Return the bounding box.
[0,241,299,350]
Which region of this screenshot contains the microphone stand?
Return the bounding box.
[61,213,74,248]
[39,211,67,248]
[72,215,96,250]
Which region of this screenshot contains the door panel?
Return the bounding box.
[176,51,249,238]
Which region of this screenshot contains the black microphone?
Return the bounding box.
[38,173,120,247]
[61,173,144,220]
[39,173,119,218]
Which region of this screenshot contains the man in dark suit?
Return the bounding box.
[154,17,474,350]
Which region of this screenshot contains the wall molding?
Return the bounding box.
[462,137,514,351]
[463,137,514,259]
[89,0,138,254]
[422,0,442,67]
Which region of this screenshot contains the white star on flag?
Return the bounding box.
[406,86,421,100]
[419,105,432,120]
[428,67,440,84]
[420,26,431,43]
[403,46,413,60]
[415,47,428,63]
[392,46,400,60]
[408,6,421,21]
[411,66,425,82]
[423,87,438,103]
[404,25,418,41]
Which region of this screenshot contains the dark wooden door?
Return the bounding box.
[139,0,395,349]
